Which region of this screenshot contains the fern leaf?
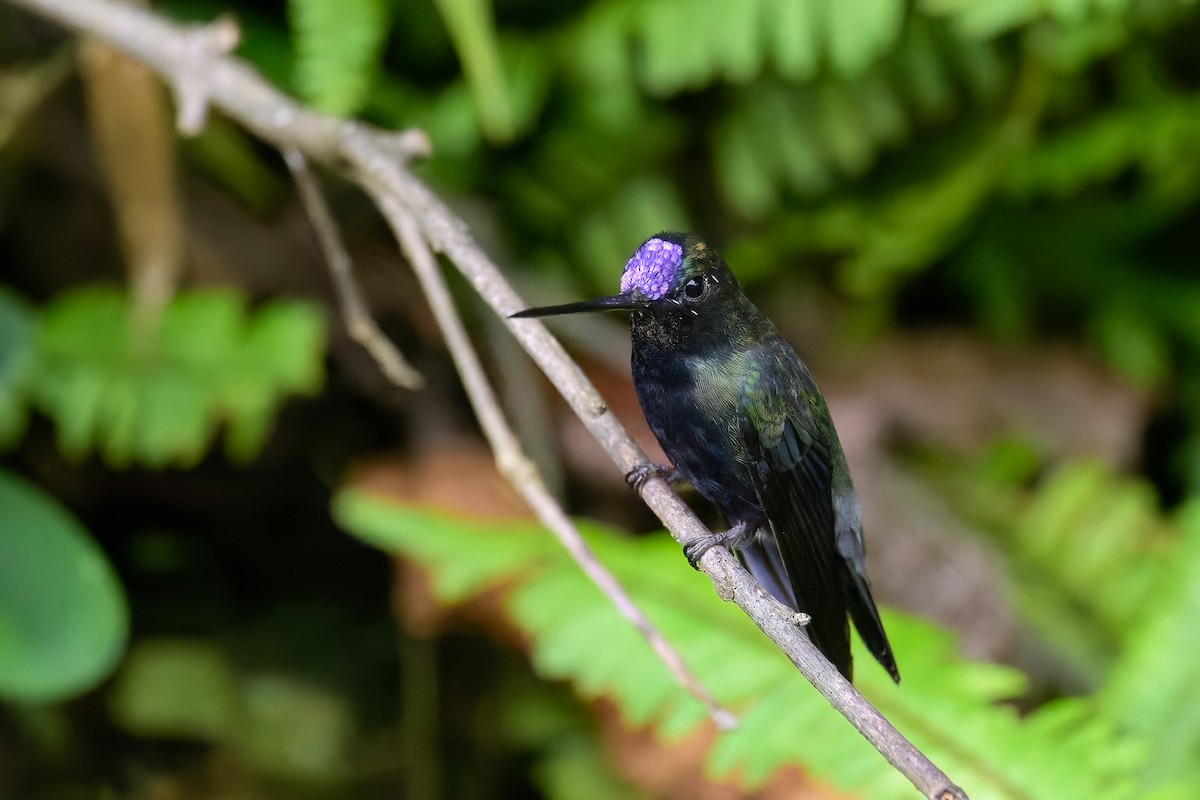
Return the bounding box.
[765,0,821,80]
[30,286,324,468]
[825,0,907,77]
[635,0,909,94]
[935,458,1171,683]
[1099,502,1200,788]
[289,0,389,115]
[710,15,1008,220]
[636,0,710,94]
[710,0,764,82]
[897,13,958,118]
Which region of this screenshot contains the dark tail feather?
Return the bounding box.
[738,535,854,682]
[845,569,900,683]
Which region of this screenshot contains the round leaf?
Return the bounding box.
[0,471,128,702]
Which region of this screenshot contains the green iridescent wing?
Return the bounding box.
[737,343,854,679]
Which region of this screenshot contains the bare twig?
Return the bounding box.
[5,0,968,796]
[284,149,424,389]
[80,37,183,325]
[171,13,238,134]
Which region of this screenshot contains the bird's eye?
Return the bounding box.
[683,277,705,300]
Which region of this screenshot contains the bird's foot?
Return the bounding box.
[683,520,756,569]
[625,462,679,491]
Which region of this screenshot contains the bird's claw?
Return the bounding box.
[625,462,675,491]
[683,535,722,569]
[683,520,757,570]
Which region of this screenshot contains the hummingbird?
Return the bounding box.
[513,232,899,683]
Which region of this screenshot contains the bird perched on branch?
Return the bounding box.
[513,232,898,683]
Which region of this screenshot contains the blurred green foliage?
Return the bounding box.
[2,286,324,467]
[4,0,1200,795]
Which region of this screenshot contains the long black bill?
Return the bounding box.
[510,292,648,319]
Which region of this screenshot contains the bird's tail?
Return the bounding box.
[738,533,854,682]
[845,569,900,683]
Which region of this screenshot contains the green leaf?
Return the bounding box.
[709,0,764,83]
[289,0,390,115]
[925,0,1039,39]
[635,0,908,93]
[766,0,821,80]
[432,0,518,141]
[712,105,779,218]
[29,286,325,468]
[1099,502,1200,788]
[936,458,1171,684]
[825,0,906,77]
[0,471,128,703]
[239,300,325,392]
[896,15,956,117]
[533,739,650,800]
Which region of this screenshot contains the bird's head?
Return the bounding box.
[511,232,739,320]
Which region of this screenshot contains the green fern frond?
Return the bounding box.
[289,0,390,115]
[28,286,324,467]
[631,0,910,94]
[711,15,1010,221]
[936,458,1172,684]
[1099,502,1200,788]
[336,488,1170,799]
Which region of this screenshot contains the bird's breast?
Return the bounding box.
[631,343,761,519]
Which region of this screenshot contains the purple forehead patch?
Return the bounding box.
[620,238,684,300]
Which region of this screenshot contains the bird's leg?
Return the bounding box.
[626,463,683,491]
[683,519,757,569]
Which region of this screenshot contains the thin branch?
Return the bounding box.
[5,0,968,796]
[284,148,424,389]
[170,13,238,134]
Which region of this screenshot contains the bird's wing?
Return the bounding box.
[737,350,853,680]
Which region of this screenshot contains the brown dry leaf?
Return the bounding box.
[80,36,183,321]
[348,440,531,639]
[348,440,529,520]
[596,701,849,800]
